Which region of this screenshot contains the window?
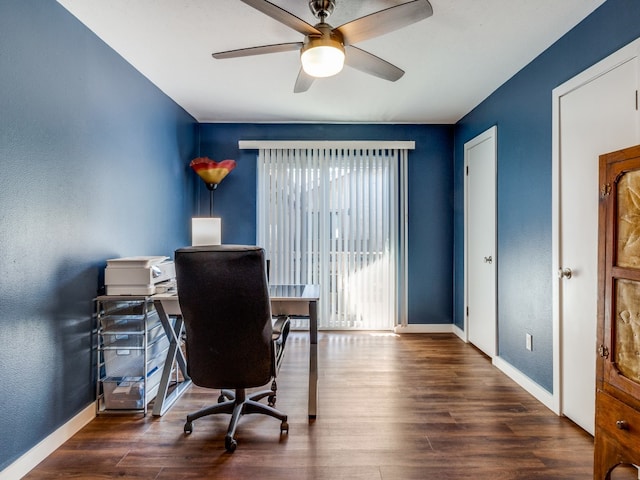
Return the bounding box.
[243,141,412,330]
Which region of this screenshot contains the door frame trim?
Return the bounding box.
[464,125,498,356]
[551,36,640,418]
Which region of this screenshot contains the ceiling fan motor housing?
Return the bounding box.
[301,23,344,56]
[309,0,335,21]
[304,22,343,46]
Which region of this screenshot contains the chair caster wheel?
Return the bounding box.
[225,435,237,452]
[268,395,276,406]
[184,421,193,434]
[280,421,289,433]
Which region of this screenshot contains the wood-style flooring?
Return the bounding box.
[24,332,639,479]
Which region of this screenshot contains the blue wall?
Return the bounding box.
[453,0,640,392]
[198,123,454,325]
[0,0,197,471]
[4,0,639,473]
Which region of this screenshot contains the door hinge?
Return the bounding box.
[466,306,469,316]
[600,183,611,198]
[636,90,638,111]
[598,344,609,359]
[466,166,469,176]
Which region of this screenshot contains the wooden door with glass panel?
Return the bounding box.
[595,144,640,479]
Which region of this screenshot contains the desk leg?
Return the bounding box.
[309,300,318,419]
[152,301,192,417]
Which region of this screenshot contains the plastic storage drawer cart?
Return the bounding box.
[95,296,170,415]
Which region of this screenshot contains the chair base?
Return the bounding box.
[183,387,288,452]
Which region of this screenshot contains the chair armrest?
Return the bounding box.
[272,315,290,342]
[272,315,291,372]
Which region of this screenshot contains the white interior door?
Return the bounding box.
[556,53,639,435]
[465,126,497,358]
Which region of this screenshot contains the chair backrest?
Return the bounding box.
[174,245,273,389]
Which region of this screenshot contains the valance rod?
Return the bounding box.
[238,140,415,150]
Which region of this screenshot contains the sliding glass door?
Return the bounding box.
[257,146,407,330]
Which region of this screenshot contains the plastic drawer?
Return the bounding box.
[99,309,160,332]
[103,335,169,377]
[101,320,166,348]
[101,300,152,317]
[102,367,163,410]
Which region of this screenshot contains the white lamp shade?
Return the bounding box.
[301,45,345,78]
[192,218,221,246]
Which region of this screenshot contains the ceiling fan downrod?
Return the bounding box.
[308,0,335,22]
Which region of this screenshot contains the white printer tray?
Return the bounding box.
[105,262,175,286]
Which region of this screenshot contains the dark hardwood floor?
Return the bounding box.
[24,332,638,479]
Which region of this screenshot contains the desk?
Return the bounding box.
[269,284,320,419]
[149,298,192,417]
[153,284,320,419]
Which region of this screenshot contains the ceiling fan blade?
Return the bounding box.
[336,0,433,45]
[344,45,404,82]
[294,68,315,93]
[240,0,321,36]
[212,42,303,59]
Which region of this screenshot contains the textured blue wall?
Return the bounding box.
[4,0,636,472]
[0,1,196,471]
[453,0,640,392]
[197,123,454,325]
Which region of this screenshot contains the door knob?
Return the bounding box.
[483,256,493,264]
[558,267,572,279]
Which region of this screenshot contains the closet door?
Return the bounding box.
[465,127,497,358]
[557,54,639,434]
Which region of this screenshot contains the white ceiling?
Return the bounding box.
[57,0,605,124]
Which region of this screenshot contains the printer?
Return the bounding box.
[105,256,176,295]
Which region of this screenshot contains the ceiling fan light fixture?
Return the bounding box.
[301,35,345,78]
[213,0,434,92]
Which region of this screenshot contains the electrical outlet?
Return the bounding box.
[526,333,533,351]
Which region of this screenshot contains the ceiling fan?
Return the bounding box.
[212,0,433,93]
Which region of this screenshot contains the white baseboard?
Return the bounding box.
[452,324,466,341]
[394,323,455,334]
[0,403,95,480]
[492,356,557,413]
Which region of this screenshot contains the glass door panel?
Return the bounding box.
[614,278,640,383]
[617,170,640,268]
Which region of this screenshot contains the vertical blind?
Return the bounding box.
[249,142,411,330]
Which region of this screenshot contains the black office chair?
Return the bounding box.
[174,245,290,452]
